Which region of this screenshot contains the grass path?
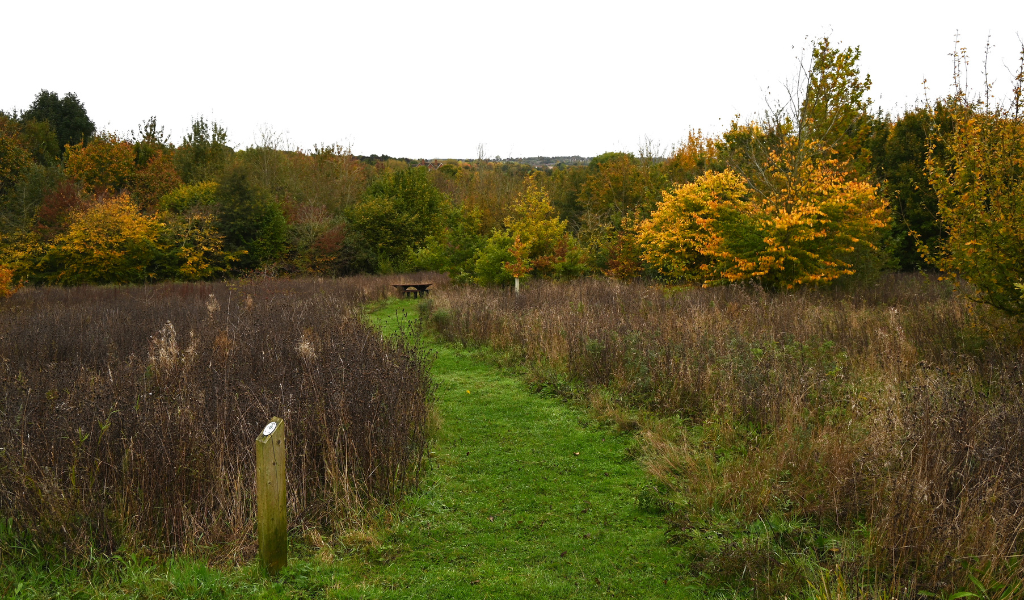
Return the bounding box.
[344,299,695,598]
[4,298,700,598]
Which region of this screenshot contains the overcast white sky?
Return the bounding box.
[2,1,1021,159]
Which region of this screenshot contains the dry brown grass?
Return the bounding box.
[424,274,1024,594]
[0,274,444,559]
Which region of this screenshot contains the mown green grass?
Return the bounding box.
[351,299,696,598]
[1,298,705,599]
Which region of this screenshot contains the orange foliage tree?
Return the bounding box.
[503,234,533,278]
[131,150,182,211]
[0,263,17,298]
[64,132,136,195]
[638,139,888,289]
[663,129,720,184]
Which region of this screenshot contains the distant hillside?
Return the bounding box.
[501,156,591,169]
[355,155,591,170]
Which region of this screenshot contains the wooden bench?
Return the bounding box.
[392,283,432,298]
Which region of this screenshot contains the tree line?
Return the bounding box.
[1,37,1022,315]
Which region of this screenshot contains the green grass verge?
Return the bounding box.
[1,298,706,599]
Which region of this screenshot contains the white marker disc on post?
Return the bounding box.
[262,421,277,437]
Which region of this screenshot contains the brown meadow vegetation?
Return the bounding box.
[424,275,1024,594]
[0,274,440,559]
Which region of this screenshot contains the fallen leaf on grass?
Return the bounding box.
[573,452,580,456]
[471,579,481,585]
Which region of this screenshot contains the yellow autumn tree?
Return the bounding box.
[42,193,164,285]
[922,45,1024,317]
[638,139,888,289]
[500,176,588,279]
[473,177,588,284]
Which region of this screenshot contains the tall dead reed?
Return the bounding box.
[424,275,1024,593]
[0,275,439,558]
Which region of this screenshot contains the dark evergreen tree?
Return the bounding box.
[20,90,96,150]
[869,104,953,270]
[215,166,287,270]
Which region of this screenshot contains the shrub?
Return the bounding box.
[0,264,16,297]
[158,181,220,214]
[157,211,237,280]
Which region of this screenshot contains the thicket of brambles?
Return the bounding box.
[1,38,1021,318]
[0,276,433,557]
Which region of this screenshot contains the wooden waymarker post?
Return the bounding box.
[256,417,287,575]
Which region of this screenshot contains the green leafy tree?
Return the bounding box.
[544,163,589,227]
[578,152,668,225]
[133,116,173,166]
[409,204,484,281]
[801,38,874,168]
[19,90,96,150]
[174,116,232,184]
[0,116,31,201]
[1,163,61,233]
[869,104,953,270]
[17,119,61,165]
[472,230,515,285]
[347,167,445,271]
[215,168,287,270]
